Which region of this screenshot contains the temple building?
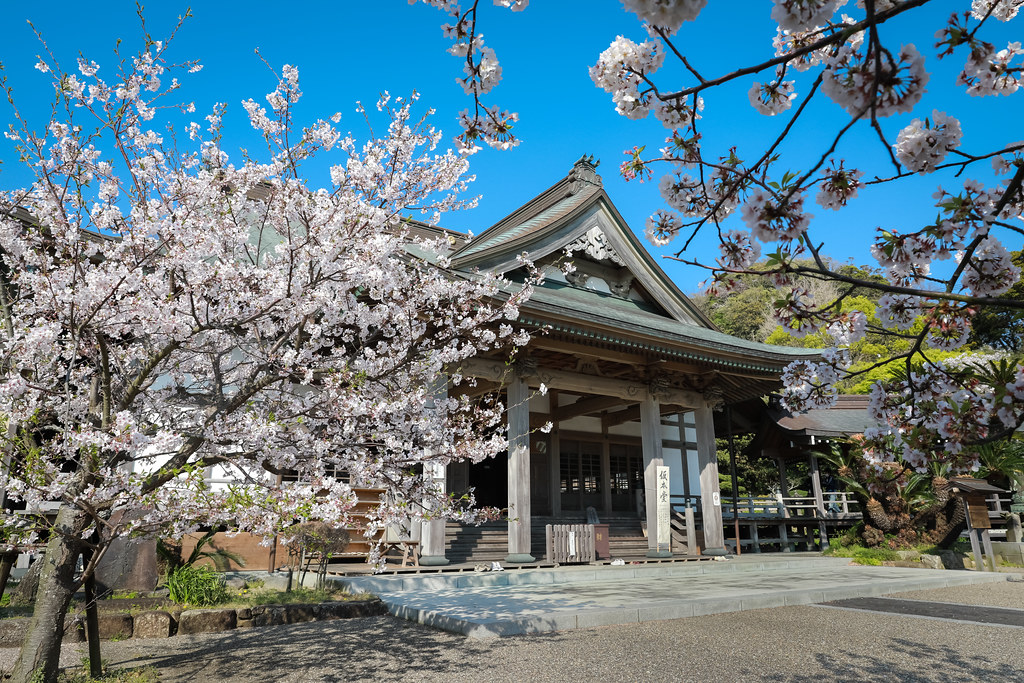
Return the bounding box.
[414,156,821,566]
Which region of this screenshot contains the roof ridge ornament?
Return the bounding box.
[566,154,602,196]
[565,226,625,266]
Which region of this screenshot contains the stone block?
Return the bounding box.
[92,613,133,641]
[178,608,236,634]
[938,550,966,570]
[284,604,316,624]
[920,554,944,570]
[133,611,173,639]
[250,604,285,627]
[94,511,159,594]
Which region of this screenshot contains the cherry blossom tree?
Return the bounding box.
[421,0,1024,476]
[0,18,529,681]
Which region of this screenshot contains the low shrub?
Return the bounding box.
[165,566,228,607]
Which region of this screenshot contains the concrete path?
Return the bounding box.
[334,554,1009,637]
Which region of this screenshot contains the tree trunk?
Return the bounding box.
[9,505,88,683]
[0,549,18,602]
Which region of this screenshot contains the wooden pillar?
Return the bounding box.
[420,379,450,566]
[601,438,612,517]
[695,405,726,555]
[777,458,789,497]
[506,376,535,563]
[808,453,829,550]
[549,391,561,518]
[641,397,671,557]
[419,460,450,565]
[678,414,691,499]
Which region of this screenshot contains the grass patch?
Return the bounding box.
[823,545,904,566]
[218,587,373,609]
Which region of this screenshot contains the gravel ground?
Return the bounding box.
[889,576,1024,608]
[3,581,1023,682]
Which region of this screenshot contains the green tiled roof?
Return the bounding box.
[520,282,820,370]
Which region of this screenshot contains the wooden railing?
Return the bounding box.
[671,493,862,520]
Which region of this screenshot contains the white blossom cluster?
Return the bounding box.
[876,293,920,330]
[415,0,527,152]
[958,40,1023,96]
[590,36,665,119]
[816,161,863,209]
[773,26,830,72]
[645,208,680,245]
[860,361,1014,472]
[621,0,706,35]
[748,72,797,116]
[779,348,849,412]
[741,188,812,243]
[960,236,1021,297]
[822,43,928,117]
[827,310,868,344]
[894,110,963,173]
[771,0,846,32]
[653,94,703,130]
[717,230,762,270]
[971,0,1023,22]
[772,286,822,338]
[925,307,973,350]
[0,47,533,556]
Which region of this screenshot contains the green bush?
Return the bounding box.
[824,544,901,566]
[165,566,228,607]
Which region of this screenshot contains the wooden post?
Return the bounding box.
[550,428,561,518]
[601,437,612,516]
[83,561,102,677]
[419,460,450,566]
[641,397,671,557]
[678,414,692,499]
[506,376,535,563]
[695,405,726,555]
[808,453,829,550]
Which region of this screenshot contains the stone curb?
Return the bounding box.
[332,556,854,594]
[0,598,385,645]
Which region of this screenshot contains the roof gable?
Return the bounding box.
[450,156,713,327]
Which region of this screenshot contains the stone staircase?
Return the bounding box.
[444,515,658,564]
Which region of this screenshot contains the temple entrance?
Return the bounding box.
[609,443,644,513]
[467,455,507,509]
[559,439,603,512]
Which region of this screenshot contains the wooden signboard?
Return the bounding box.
[656,466,671,553]
[966,494,992,530]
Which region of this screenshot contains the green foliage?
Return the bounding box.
[716,433,779,496]
[969,250,1024,352]
[824,544,902,566]
[165,566,229,607]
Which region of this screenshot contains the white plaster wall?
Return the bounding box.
[607,420,641,438]
[686,448,701,496]
[559,415,603,433]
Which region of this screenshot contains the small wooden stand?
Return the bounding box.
[950,477,1005,572]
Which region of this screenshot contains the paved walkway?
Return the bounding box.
[334,554,1009,637]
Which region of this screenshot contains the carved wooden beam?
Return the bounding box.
[553,395,634,422]
[602,402,679,428]
[458,357,704,409]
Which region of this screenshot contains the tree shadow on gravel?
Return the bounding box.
[104,615,573,682]
[784,637,1021,683]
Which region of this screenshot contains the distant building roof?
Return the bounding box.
[768,395,873,438]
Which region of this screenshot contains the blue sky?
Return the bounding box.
[2,1,1020,293]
